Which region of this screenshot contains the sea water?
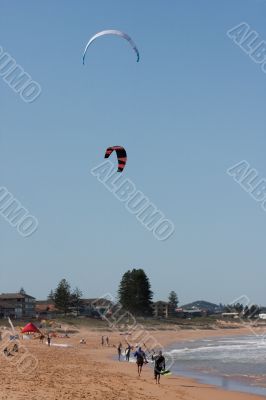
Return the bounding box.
[166,335,266,397]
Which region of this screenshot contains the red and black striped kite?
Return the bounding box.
[104,146,127,172]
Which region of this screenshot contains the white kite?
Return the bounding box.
[83,30,140,64]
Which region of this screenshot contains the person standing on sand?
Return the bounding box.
[125,343,131,361]
[134,347,147,376]
[47,335,51,347]
[117,342,122,361]
[101,336,104,346]
[106,336,109,346]
[152,350,165,384]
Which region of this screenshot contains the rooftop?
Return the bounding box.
[0,293,36,300]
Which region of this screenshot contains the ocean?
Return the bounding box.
[166,334,266,397]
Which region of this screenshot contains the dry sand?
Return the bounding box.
[0,325,264,400]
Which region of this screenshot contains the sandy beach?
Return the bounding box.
[0,326,264,400]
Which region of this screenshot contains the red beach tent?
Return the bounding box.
[21,322,40,334]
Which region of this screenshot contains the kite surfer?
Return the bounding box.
[152,351,166,384]
[134,347,147,376]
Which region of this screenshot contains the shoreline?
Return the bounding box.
[161,328,266,397]
[167,327,266,396]
[100,326,266,400]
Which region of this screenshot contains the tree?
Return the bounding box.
[234,303,244,313]
[118,269,153,316]
[243,305,249,318]
[168,291,178,316]
[47,290,54,302]
[224,303,243,314]
[53,279,71,315]
[70,287,83,316]
[118,270,132,311]
[249,304,260,319]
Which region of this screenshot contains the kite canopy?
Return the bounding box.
[21,322,40,334]
[83,30,140,64]
[104,146,127,172]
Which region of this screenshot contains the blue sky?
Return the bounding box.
[1,0,266,306]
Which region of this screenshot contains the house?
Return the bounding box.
[174,307,204,318]
[175,307,185,318]
[79,298,114,318]
[35,300,59,318]
[36,297,114,318]
[0,292,36,318]
[182,308,203,318]
[0,301,17,318]
[152,301,169,318]
[181,300,223,315]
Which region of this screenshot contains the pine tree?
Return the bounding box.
[70,287,83,316]
[118,270,133,310]
[168,291,178,316]
[47,290,54,302]
[53,279,71,315]
[118,268,153,316]
[243,305,249,318]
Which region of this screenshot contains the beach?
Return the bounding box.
[0,326,265,400]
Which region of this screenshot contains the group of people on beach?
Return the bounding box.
[116,341,166,384]
[39,333,51,346]
[134,346,166,384]
[117,342,132,362]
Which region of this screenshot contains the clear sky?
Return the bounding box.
[1,0,266,306]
